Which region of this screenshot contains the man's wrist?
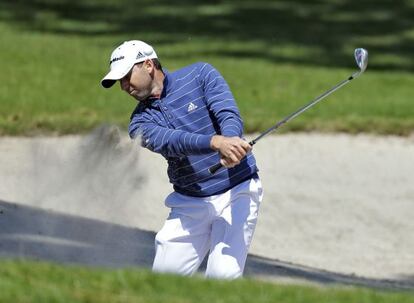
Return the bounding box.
[210,135,222,151]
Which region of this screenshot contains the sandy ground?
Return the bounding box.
[0,125,413,284]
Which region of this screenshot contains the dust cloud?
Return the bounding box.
[28,125,144,219]
[0,125,170,229]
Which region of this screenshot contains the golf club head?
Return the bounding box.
[354,48,368,74]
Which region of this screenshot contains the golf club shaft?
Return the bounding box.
[250,73,359,145]
[208,72,359,174]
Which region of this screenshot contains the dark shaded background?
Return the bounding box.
[1,200,413,290]
[1,0,413,71]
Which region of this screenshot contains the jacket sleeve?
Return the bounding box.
[129,113,213,158]
[199,63,244,137]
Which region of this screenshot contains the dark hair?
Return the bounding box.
[151,58,162,70]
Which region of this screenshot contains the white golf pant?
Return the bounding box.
[153,177,263,279]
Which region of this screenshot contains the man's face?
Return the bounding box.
[120,61,153,101]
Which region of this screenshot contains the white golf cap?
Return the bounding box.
[101,40,158,88]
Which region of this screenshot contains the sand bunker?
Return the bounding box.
[0,125,413,283]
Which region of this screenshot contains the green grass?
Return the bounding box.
[0,0,414,135]
[0,259,413,303]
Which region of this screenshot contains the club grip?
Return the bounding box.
[208,162,223,174]
[208,140,255,175]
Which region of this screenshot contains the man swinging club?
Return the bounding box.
[101,40,263,279]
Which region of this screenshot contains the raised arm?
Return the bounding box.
[199,63,244,137]
[129,113,213,158]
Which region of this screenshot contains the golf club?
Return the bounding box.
[209,48,369,174]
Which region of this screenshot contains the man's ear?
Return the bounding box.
[143,59,154,73]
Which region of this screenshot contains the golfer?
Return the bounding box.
[101,40,263,279]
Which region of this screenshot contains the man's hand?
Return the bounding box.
[210,135,252,168]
